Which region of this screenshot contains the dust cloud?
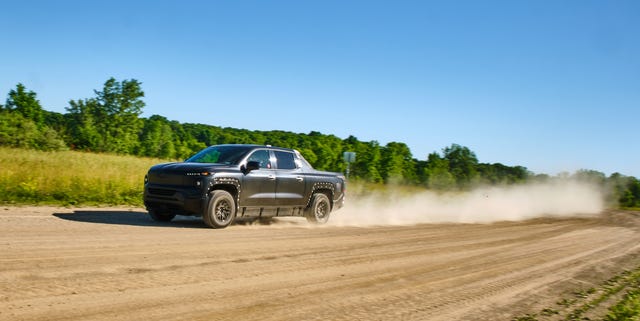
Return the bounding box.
[330,181,604,227]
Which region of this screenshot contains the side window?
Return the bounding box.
[274,151,297,170]
[247,150,272,169]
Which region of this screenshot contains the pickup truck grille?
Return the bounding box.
[148,188,176,196]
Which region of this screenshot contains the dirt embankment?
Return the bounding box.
[1,207,639,321]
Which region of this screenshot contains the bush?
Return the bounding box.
[0,111,67,151]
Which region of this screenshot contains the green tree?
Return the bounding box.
[573,169,606,185]
[0,111,66,151]
[627,177,640,207]
[342,136,383,183]
[66,78,145,153]
[609,174,640,208]
[65,98,102,150]
[381,142,416,183]
[443,144,479,188]
[310,133,343,171]
[138,115,176,158]
[477,163,529,185]
[1,85,66,151]
[43,110,66,134]
[4,83,45,126]
[96,78,145,153]
[423,152,456,190]
[169,120,206,159]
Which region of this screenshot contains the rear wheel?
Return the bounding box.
[305,193,331,224]
[203,190,236,228]
[148,210,176,222]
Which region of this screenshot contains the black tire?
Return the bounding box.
[148,210,176,222]
[203,190,236,228]
[305,193,331,224]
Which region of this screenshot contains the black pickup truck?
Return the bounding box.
[143,144,346,228]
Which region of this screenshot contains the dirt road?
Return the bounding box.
[1,207,639,321]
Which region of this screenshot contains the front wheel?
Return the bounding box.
[203,190,236,228]
[149,210,176,222]
[305,193,331,224]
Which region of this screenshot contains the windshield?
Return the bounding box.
[185,145,253,164]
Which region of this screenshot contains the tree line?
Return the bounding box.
[1,78,638,207]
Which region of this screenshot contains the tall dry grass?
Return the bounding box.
[0,147,167,206]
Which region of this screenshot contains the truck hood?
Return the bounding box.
[149,162,236,174]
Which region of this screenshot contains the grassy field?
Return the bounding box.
[0,147,166,206]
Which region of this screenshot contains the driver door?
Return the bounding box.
[240,149,276,207]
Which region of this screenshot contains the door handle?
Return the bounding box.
[296,177,304,182]
[268,175,276,180]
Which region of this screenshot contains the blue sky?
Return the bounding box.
[1,0,639,177]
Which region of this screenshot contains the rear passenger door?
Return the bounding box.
[274,150,306,206]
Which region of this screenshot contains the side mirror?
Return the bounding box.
[243,161,260,174]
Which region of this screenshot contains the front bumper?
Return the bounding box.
[143,184,206,216]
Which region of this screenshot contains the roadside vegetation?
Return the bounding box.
[1,79,639,208]
[0,147,162,206]
[513,264,640,321]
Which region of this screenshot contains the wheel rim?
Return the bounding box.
[215,199,232,223]
[315,200,328,219]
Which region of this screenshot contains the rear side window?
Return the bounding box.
[274,151,297,170]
